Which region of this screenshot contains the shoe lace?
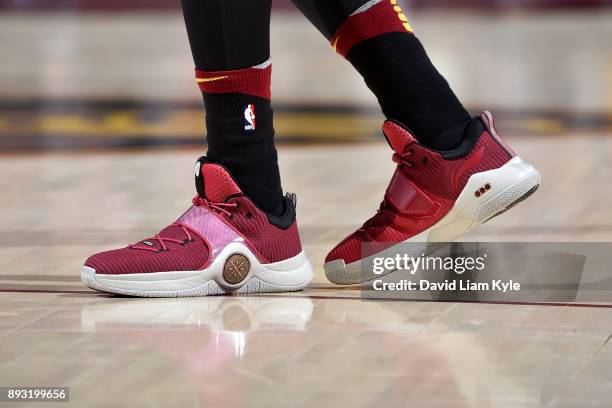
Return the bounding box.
[392,147,415,168]
[129,224,194,253]
[129,196,238,253]
[192,195,238,217]
[358,147,417,233]
[358,201,390,234]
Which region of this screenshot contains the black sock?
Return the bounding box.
[292,0,471,150]
[347,33,471,150]
[181,0,283,215]
[204,93,283,215]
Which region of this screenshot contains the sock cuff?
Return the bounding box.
[330,0,413,58]
[195,59,272,100]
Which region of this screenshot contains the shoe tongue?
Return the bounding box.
[382,120,417,153]
[195,160,243,202]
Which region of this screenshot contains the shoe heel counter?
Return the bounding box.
[281,193,304,258]
[260,193,304,262]
[481,111,516,158]
[285,220,304,255]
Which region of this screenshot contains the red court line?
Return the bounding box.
[261,293,612,308]
[2,287,612,308]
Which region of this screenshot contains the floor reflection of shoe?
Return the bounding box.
[80,297,314,333]
[325,111,540,284]
[82,158,313,297]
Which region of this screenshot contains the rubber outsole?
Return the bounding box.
[482,183,539,224]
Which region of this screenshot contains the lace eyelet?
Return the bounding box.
[421,157,428,165]
[246,212,253,220]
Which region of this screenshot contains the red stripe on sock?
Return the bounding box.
[331,0,412,58]
[195,64,271,100]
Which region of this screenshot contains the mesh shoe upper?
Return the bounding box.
[325,112,514,265]
[85,160,302,275]
[85,225,210,275]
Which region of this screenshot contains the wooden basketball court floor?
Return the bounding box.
[1,9,611,408]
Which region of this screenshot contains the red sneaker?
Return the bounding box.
[324,111,540,284]
[82,158,313,297]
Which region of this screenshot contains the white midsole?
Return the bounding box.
[325,156,541,283]
[82,243,313,297]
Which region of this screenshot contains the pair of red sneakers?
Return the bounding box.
[82,112,540,296]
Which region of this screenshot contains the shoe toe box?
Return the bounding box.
[84,242,209,275]
[325,233,363,265]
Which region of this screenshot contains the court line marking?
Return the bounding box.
[2,287,612,308]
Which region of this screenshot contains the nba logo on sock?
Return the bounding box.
[244,104,256,131]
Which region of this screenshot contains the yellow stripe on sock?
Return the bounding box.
[389,0,413,32]
[332,36,340,51]
[196,76,228,83]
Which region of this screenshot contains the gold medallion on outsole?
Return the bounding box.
[223,254,251,284]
